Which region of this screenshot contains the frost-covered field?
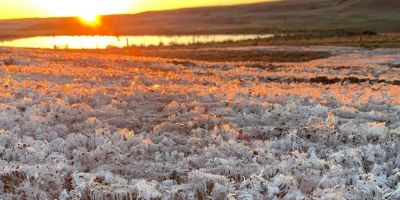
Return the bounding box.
[0,47,399,199]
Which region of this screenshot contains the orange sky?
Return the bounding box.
[0,0,271,20]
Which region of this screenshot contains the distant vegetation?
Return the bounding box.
[106,31,399,49]
[160,31,400,49]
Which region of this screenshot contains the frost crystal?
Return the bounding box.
[0,47,399,199]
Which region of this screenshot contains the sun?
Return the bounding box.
[80,14,98,23]
[79,14,100,26]
[37,0,132,24]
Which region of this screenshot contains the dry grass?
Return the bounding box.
[141,34,400,49]
[58,48,331,63]
[134,49,331,62]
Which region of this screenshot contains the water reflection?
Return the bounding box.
[0,34,273,49]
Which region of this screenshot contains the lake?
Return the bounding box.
[0,34,274,49]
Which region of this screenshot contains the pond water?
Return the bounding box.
[0,34,274,49]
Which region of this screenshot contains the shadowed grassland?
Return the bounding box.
[132,49,331,62]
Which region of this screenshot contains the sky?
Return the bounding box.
[0,0,270,20]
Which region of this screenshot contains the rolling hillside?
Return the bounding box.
[0,0,400,39]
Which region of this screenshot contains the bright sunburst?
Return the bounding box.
[37,0,131,24]
[79,14,100,26]
[80,14,98,23]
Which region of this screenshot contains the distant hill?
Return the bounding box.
[334,0,400,11]
[1,0,400,39]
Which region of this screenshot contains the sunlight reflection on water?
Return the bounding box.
[0,34,273,49]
